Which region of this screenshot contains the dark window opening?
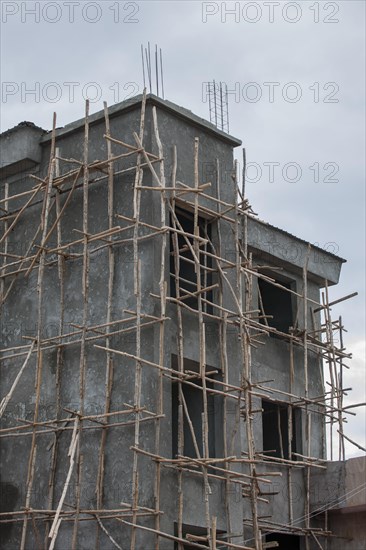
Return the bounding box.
[258,277,295,336]
[265,533,301,550]
[170,207,213,312]
[174,524,226,549]
[171,357,222,459]
[262,400,302,460]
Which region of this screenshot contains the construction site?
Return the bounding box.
[0,91,365,549]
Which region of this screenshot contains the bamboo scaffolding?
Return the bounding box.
[0,97,362,550]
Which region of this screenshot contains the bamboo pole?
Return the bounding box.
[44,146,66,545]
[243,258,261,547]
[72,100,90,549]
[0,181,9,301]
[94,101,116,550]
[20,112,57,550]
[217,157,233,545]
[171,157,186,550]
[48,416,80,549]
[152,104,167,550]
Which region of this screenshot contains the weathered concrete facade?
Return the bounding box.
[0,94,360,549]
[311,456,366,550]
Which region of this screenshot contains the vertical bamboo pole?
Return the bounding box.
[288,335,295,526]
[211,515,217,549]
[240,156,261,548]
[277,407,284,459]
[152,105,167,549]
[49,415,80,549]
[303,245,311,550]
[79,99,90,412]
[244,261,261,549]
[303,245,311,401]
[170,144,185,549]
[324,281,343,461]
[322,281,337,461]
[20,112,57,550]
[45,146,65,545]
[216,157,233,543]
[171,193,186,550]
[55,147,64,425]
[0,181,9,303]
[72,100,90,549]
[338,316,345,460]
[95,102,116,549]
[194,138,212,546]
[130,259,142,550]
[130,89,146,550]
[287,404,293,526]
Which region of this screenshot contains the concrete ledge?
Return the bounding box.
[39,93,242,147]
[247,216,345,286]
[0,122,45,178]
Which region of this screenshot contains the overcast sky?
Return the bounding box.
[1,0,365,456]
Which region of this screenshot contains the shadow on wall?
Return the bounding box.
[0,476,19,545]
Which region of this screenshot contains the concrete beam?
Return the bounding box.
[247,216,345,286]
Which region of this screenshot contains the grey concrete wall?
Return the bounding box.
[0,96,347,549]
[328,510,366,550]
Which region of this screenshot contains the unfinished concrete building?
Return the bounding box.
[0,93,364,549]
